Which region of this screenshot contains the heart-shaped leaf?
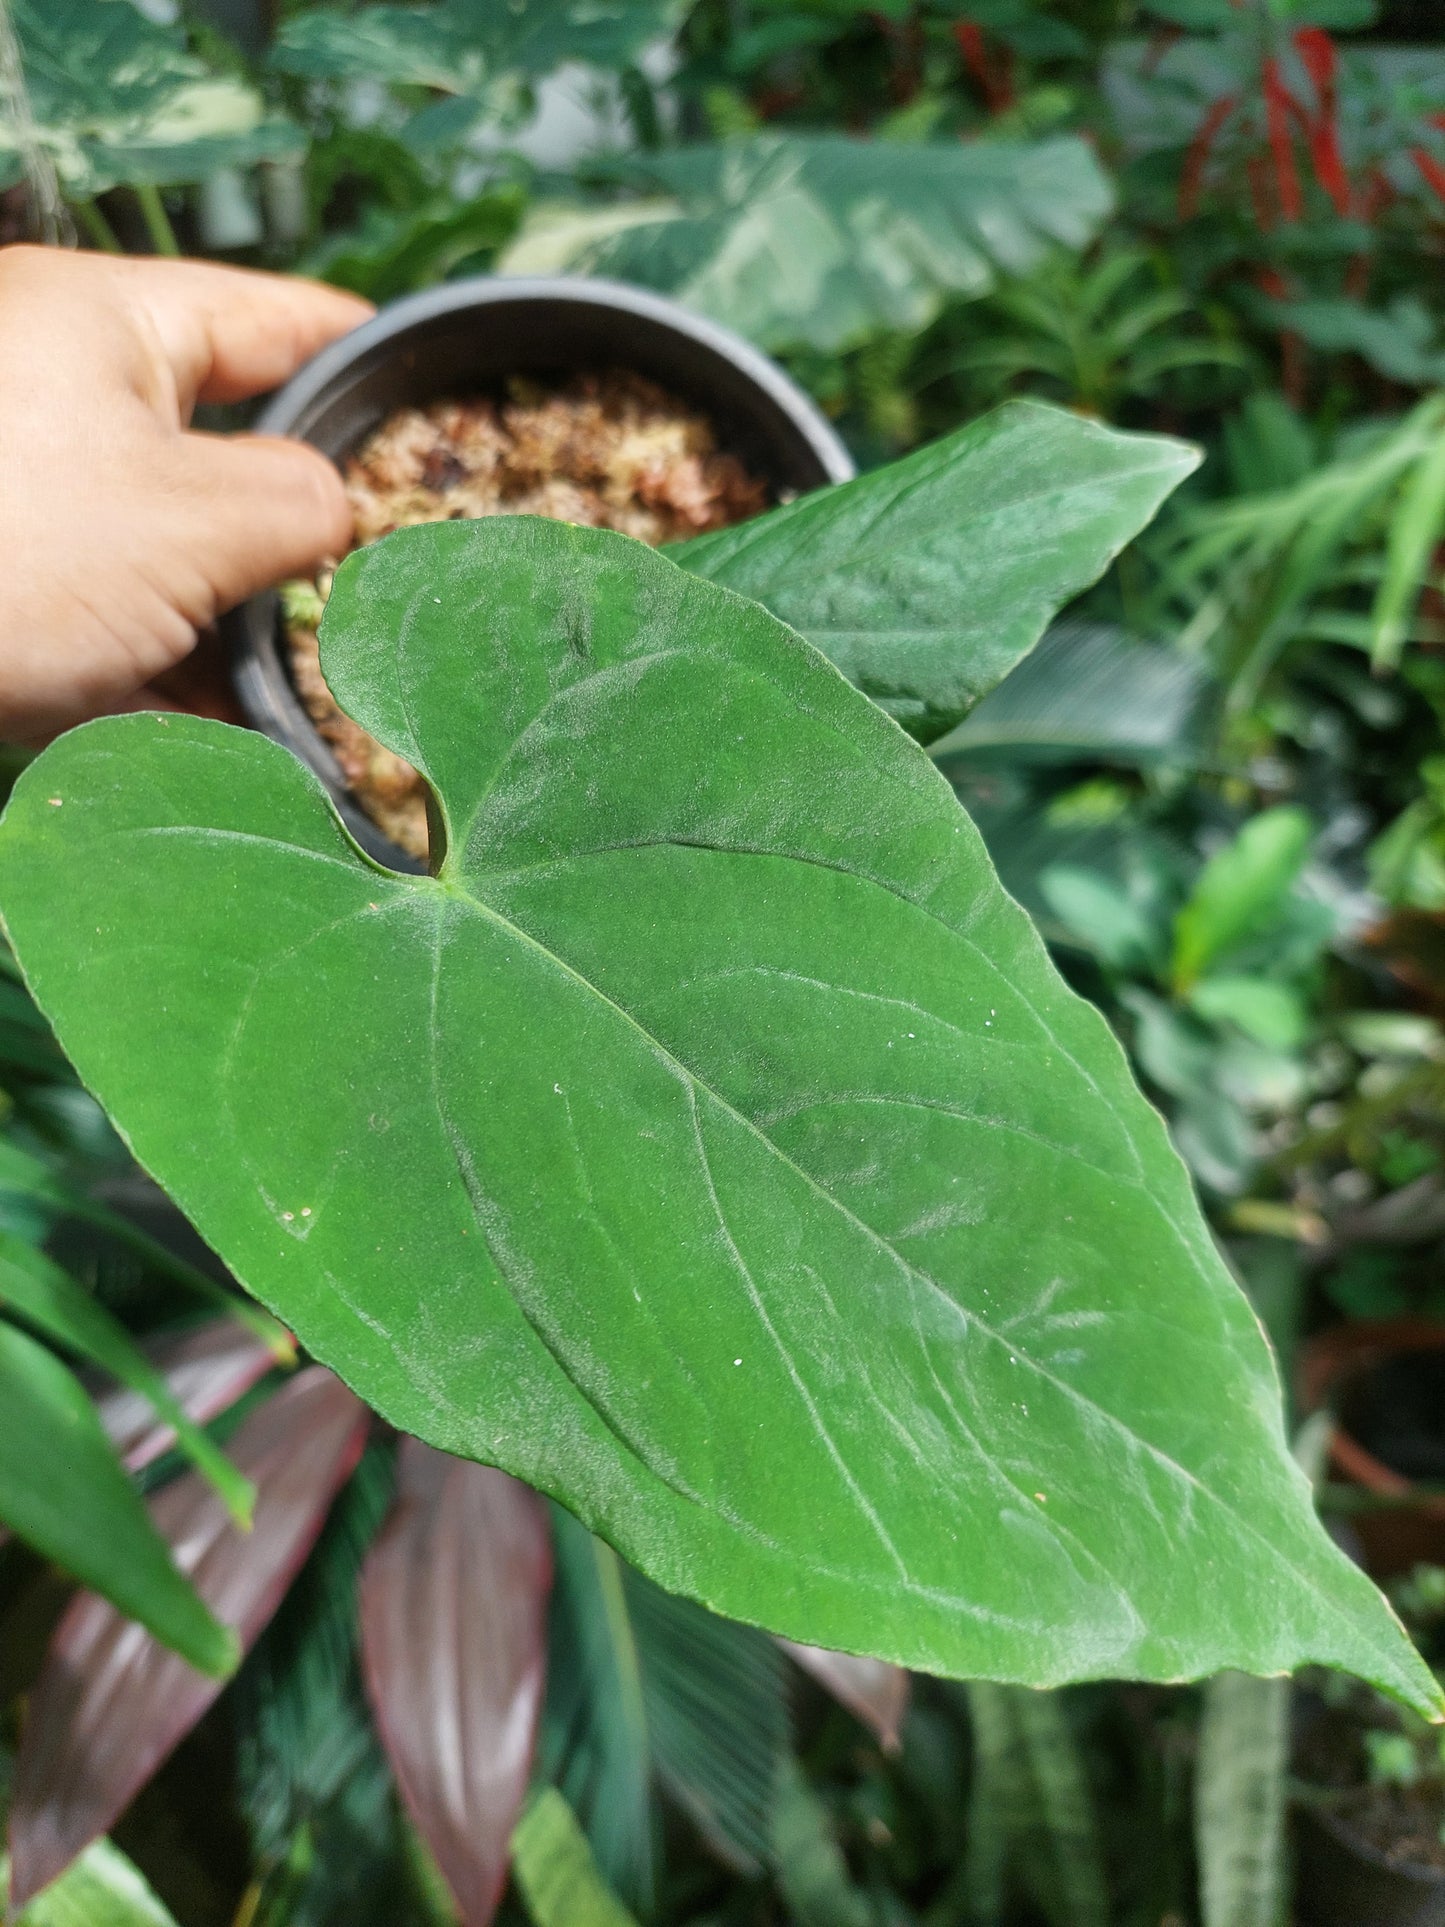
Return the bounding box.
[0,519,1433,1712]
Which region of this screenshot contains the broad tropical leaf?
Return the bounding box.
[499,135,1114,353]
[0,1234,253,1522]
[272,0,681,91]
[778,1642,908,1752]
[4,1836,181,1927]
[0,519,1434,1713]
[360,1439,551,1927]
[511,1789,640,1927]
[3,0,300,197]
[0,1321,234,1679]
[7,1369,368,1907]
[674,405,1198,741]
[97,1317,280,1473]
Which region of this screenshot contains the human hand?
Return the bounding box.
[0,247,372,740]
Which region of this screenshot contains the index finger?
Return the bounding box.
[110,257,373,411]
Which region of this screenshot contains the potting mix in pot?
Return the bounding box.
[280,370,770,858]
[1294,1568,1445,1910]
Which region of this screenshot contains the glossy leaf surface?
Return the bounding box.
[8,1368,367,1907]
[360,1439,551,1927]
[500,135,1113,353]
[675,404,1199,741]
[0,519,1434,1712]
[0,1234,253,1522]
[0,1321,233,1680]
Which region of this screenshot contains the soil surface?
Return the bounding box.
[1320,1786,1445,1873]
[282,371,770,859]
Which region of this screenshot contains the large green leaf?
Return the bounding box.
[498,134,1115,353]
[270,0,681,138]
[674,405,1199,741]
[4,0,300,197]
[0,1321,235,1676]
[0,519,1433,1709]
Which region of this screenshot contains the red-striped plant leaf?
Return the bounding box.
[8,1367,368,1908]
[96,1317,280,1473]
[360,1438,552,1927]
[778,1642,909,1753]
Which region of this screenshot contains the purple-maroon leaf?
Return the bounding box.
[360,1438,552,1927]
[8,1367,368,1908]
[95,1317,281,1474]
[778,1641,910,1753]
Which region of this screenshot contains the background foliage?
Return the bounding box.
[7,0,1445,1920]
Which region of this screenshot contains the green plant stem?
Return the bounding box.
[134,181,181,257]
[74,197,122,253]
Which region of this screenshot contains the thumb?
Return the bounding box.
[176,432,353,614]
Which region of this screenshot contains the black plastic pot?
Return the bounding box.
[1295,1802,1445,1927]
[223,275,855,870]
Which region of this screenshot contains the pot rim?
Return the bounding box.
[1298,1792,1445,1890]
[244,272,856,482]
[1299,1316,1445,1508]
[226,273,855,869]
